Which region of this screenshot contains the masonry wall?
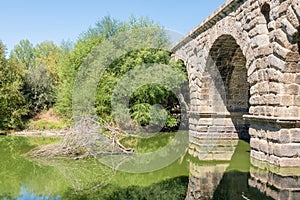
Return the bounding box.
[249,158,300,199]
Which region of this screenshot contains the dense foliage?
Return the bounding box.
[0,15,188,131]
[0,42,27,130]
[96,49,187,129]
[11,40,62,115]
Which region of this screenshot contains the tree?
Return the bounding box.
[95,48,188,131]
[55,16,121,117]
[10,39,35,69]
[55,15,189,131]
[35,41,62,82]
[0,42,27,130]
[11,40,62,114]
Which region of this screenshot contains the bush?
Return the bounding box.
[23,64,57,113]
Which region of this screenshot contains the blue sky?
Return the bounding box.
[1,0,225,53]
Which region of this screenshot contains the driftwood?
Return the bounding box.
[28,117,134,159]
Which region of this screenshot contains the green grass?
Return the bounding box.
[26,119,68,130]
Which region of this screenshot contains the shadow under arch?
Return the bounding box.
[206,34,250,141]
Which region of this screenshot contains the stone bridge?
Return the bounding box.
[171,0,300,167]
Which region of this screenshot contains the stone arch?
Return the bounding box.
[203,16,255,73]
[206,34,250,140]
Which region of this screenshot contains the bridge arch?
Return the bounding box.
[200,34,250,140]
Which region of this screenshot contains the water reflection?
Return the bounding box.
[249,158,300,200]
[15,186,60,200]
[2,136,300,199]
[186,139,300,199]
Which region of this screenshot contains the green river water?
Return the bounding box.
[0,134,299,200]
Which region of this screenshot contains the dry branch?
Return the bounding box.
[28,117,134,159]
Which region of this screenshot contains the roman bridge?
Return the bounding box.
[171,0,300,167]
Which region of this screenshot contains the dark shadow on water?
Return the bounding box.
[213,171,273,200]
[212,140,273,200]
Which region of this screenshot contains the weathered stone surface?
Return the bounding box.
[250,159,300,200]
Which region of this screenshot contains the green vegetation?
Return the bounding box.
[95,48,187,129]
[0,15,188,132]
[0,42,27,130]
[11,40,62,115]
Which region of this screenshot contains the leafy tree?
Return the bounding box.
[95,48,187,130]
[55,15,189,131]
[23,63,56,112]
[35,41,62,82]
[10,39,35,69]
[0,42,27,130]
[55,30,105,117]
[11,40,62,114]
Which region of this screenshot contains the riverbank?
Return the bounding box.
[10,129,68,137]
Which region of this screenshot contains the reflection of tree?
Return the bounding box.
[0,137,65,198]
[31,157,115,194]
[62,176,188,200]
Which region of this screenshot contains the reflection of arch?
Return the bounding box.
[208,34,250,140]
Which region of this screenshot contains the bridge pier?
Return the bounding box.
[246,116,300,167]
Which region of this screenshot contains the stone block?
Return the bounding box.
[251,35,270,48]
[278,190,289,200]
[273,42,290,59]
[281,18,298,39]
[290,129,300,143]
[286,106,299,117]
[269,55,286,71]
[251,149,267,161]
[286,84,299,95]
[249,24,269,38]
[279,129,290,143]
[295,74,300,84]
[286,62,300,73]
[278,157,300,167]
[294,95,300,106]
[287,5,300,28]
[266,106,274,116]
[254,44,273,58]
[270,29,292,49]
[280,95,293,106]
[259,139,269,153]
[273,143,299,157]
[283,73,296,84]
[286,52,300,62]
[250,138,260,150]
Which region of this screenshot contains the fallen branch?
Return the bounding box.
[28,117,134,159]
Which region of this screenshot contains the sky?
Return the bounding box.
[1,0,225,53]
